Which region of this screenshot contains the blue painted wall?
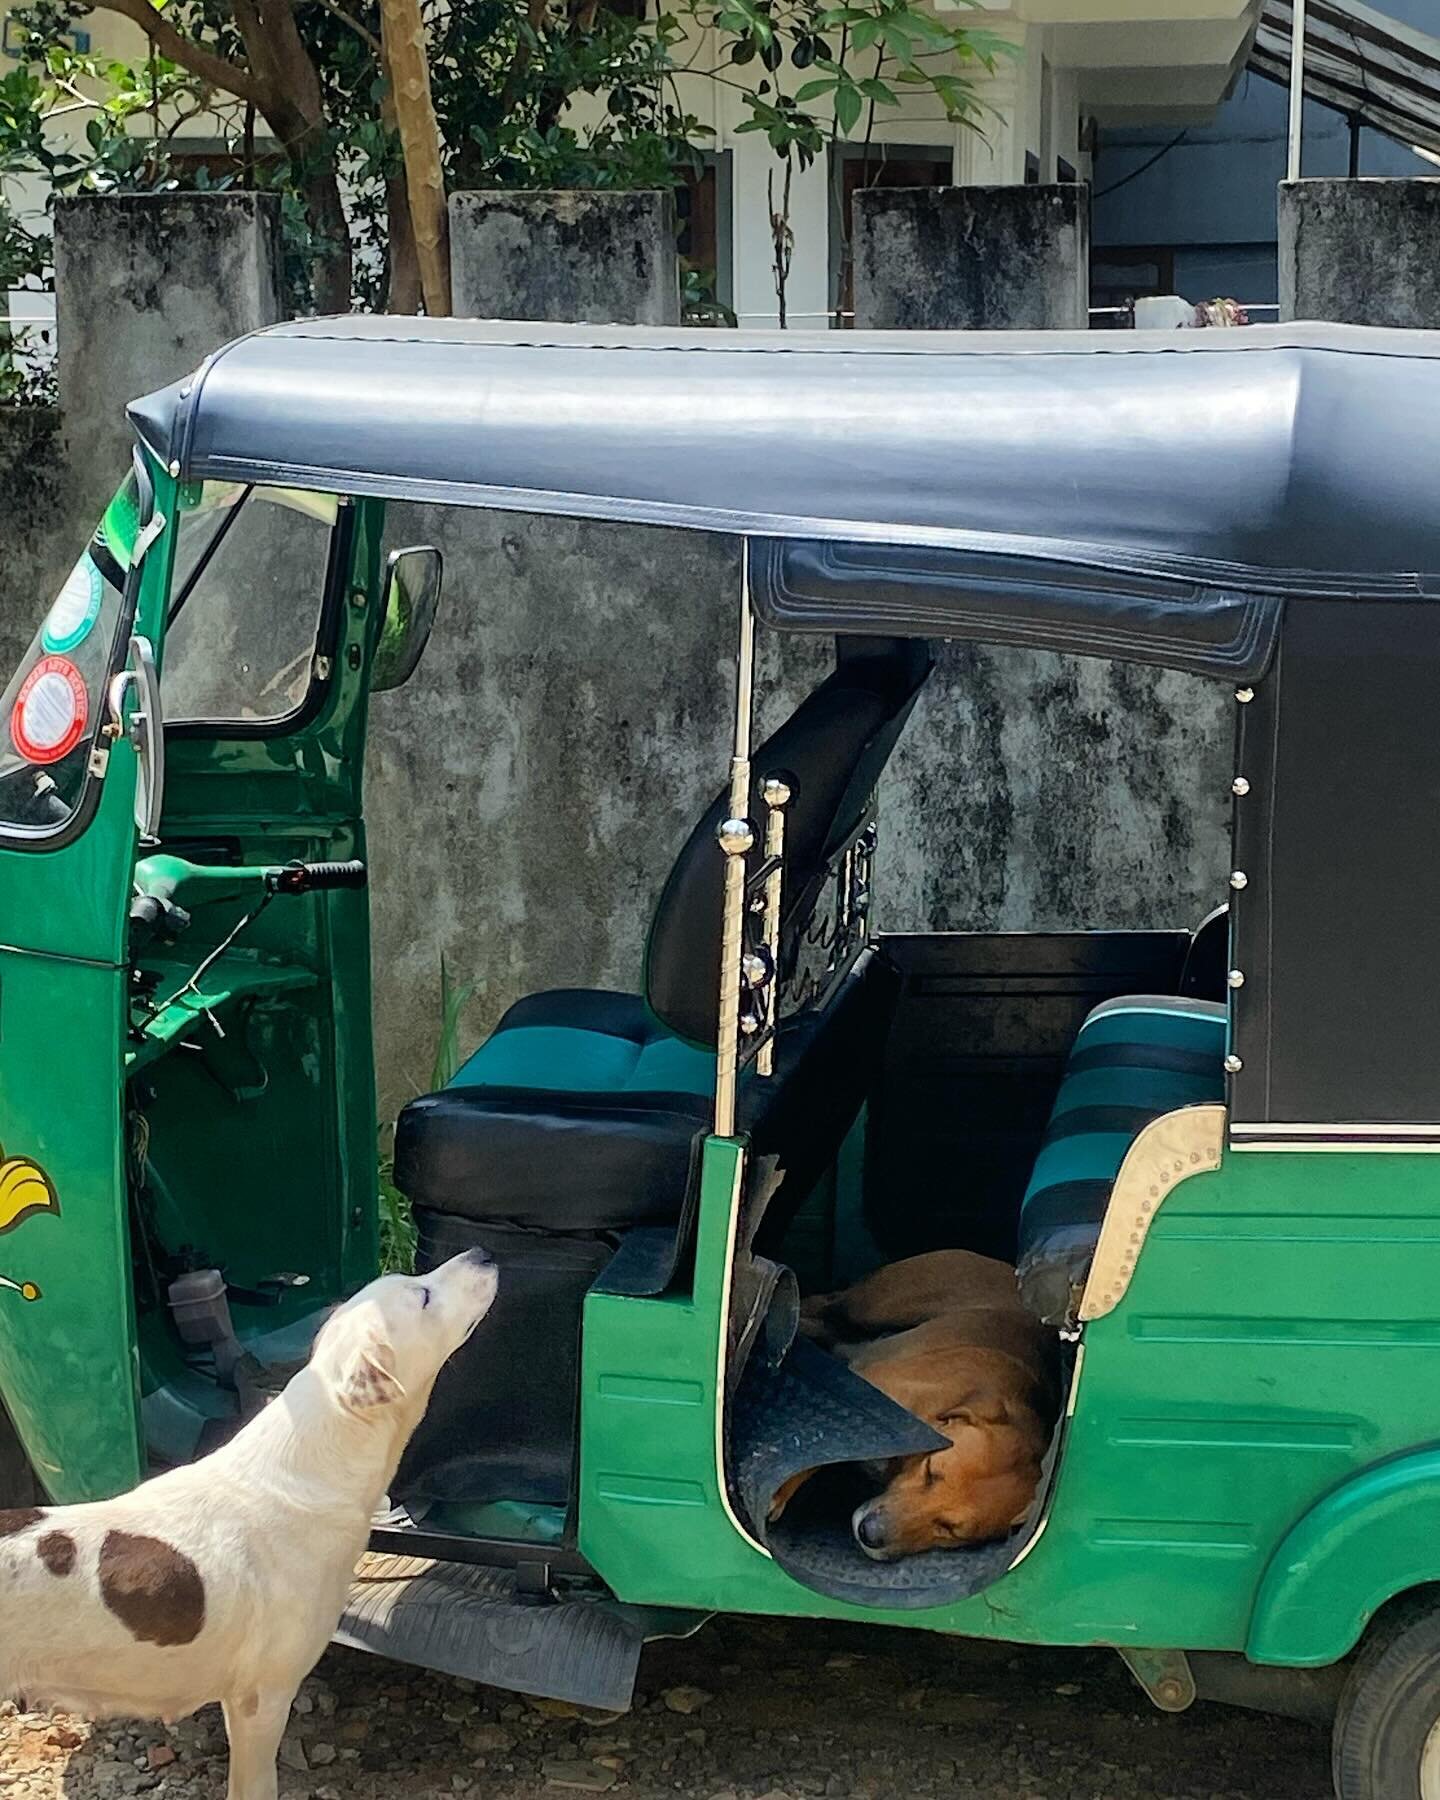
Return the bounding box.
[1091,1,1434,307]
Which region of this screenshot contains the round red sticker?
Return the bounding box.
[9,655,90,765]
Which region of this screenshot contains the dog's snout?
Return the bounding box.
[854,1507,887,1552]
[462,1246,495,1271]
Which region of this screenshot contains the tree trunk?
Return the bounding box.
[381,42,423,313]
[380,0,451,316]
[386,172,424,313]
[299,161,355,314]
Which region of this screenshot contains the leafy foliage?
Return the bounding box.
[698,0,1009,165]
[683,0,1013,320]
[377,956,476,1276]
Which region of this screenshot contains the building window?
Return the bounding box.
[676,151,733,319]
[830,142,952,325]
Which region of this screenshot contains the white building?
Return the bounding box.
[671,0,1261,325]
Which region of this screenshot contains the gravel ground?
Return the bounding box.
[0,1616,1333,1800]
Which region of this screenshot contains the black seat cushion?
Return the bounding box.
[394,1083,711,1232]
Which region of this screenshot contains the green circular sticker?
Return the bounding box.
[42,556,104,654]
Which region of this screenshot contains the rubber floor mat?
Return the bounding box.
[337,1553,703,1712]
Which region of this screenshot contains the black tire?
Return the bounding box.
[0,1394,41,1509]
[1333,1590,1440,1800]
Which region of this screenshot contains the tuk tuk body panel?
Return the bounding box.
[581,1133,1440,1665]
[0,933,141,1501]
[0,469,175,1500]
[1248,1447,1440,1669]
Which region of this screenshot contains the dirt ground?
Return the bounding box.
[0,1615,1334,1800]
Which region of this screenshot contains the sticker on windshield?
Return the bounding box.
[41,555,104,654]
[9,656,89,765]
[0,1143,59,1303]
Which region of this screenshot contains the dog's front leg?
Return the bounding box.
[222,1688,294,1800]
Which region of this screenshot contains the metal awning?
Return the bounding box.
[1252,0,1440,161]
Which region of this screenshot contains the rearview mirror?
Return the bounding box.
[373,546,443,693]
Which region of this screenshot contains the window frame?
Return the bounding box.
[163,492,357,743]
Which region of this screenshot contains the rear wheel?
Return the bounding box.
[1333,1592,1440,1800]
[0,1395,41,1509]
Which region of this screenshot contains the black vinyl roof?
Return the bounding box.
[128,317,1440,680]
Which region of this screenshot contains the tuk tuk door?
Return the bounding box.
[119,482,387,1454]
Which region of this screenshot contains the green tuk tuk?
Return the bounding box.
[4,316,1440,1800]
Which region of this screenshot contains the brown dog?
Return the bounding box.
[771,1250,1058,1559]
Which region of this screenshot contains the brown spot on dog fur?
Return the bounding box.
[98,1531,205,1646]
[36,1531,75,1577]
[0,1508,43,1538]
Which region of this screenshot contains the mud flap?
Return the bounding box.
[335,1553,706,1713]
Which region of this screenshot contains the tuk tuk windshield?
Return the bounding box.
[0,478,139,840]
[164,482,340,727]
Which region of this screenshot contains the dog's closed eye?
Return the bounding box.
[420,1286,431,1310]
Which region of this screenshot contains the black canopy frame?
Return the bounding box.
[129,317,1440,686]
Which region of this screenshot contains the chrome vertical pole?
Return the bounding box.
[714,542,757,1138]
[1287,0,1307,182]
[756,776,790,1078]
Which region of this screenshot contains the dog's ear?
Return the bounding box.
[936,1391,1011,1431]
[337,1324,406,1416]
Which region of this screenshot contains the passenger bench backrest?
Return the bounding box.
[1016,994,1227,1324]
[644,638,933,1048]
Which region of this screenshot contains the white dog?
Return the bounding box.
[0,1249,497,1800]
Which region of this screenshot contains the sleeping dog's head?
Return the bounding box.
[843,1334,1056,1561]
[312,1251,499,1429]
[850,1385,1048,1560]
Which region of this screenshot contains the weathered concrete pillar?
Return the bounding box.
[449,190,680,324]
[54,192,283,512]
[852,184,1089,330]
[1279,179,1440,326]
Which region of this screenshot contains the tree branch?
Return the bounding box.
[308,0,383,57]
[88,0,270,109]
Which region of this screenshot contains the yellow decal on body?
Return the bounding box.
[0,1146,60,1301]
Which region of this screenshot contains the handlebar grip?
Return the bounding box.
[268,860,368,895]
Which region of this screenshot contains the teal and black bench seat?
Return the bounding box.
[1016,995,1227,1324]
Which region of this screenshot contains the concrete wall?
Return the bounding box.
[450,191,681,325]
[54,193,283,521]
[0,408,66,675]
[852,184,1090,329]
[365,519,1231,1113]
[1279,179,1440,327]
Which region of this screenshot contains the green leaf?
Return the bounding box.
[833,80,861,132]
[857,75,897,102]
[794,75,837,101]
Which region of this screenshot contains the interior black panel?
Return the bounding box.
[865,930,1192,1263]
[1232,599,1440,1127]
